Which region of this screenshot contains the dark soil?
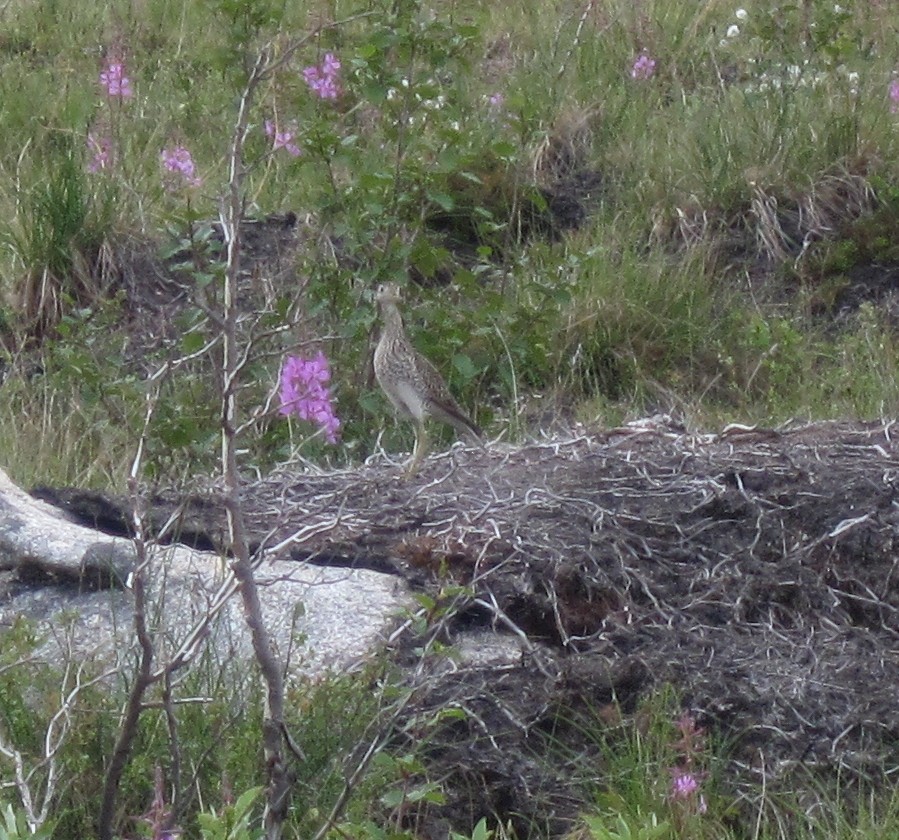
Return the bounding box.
[833,261,899,323]
[35,418,899,838]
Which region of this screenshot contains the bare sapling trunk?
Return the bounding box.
[98,410,162,840]
[219,49,290,840]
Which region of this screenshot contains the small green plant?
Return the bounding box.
[197,787,265,840]
[451,817,494,840]
[375,752,446,833]
[8,137,117,339]
[0,804,53,840]
[582,809,670,840]
[576,691,733,840]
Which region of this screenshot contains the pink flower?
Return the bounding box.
[161,145,201,188]
[669,769,708,814]
[631,53,657,80]
[667,714,708,816]
[279,353,341,443]
[487,92,505,109]
[100,58,133,99]
[86,131,115,173]
[264,119,302,157]
[670,771,700,798]
[303,68,340,99]
[321,52,341,77]
[303,52,342,100]
[890,79,899,114]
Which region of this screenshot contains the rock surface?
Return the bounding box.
[0,467,409,678]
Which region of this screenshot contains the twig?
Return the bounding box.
[219,47,291,840]
[98,395,163,840]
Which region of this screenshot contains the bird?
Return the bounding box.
[373,282,483,474]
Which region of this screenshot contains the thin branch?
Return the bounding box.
[219,48,291,840]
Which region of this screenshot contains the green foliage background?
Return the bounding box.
[0,0,897,487]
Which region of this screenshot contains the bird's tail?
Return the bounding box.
[433,400,484,446]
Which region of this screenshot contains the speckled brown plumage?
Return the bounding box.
[374,282,482,473]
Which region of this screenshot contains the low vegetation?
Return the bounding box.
[2,0,899,836]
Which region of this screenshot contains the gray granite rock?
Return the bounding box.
[0,468,410,679]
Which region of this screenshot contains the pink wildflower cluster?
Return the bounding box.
[890,79,899,114]
[667,714,707,816]
[86,53,133,175]
[265,120,302,157]
[303,52,342,100]
[631,53,657,80]
[279,352,341,443]
[99,57,133,99]
[86,131,115,173]
[161,145,201,189]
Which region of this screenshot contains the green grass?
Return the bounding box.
[1,0,898,485]
[564,690,899,840]
[0,616,394,839]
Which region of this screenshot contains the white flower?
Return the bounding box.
[833,4,845,12]
[735,8,748,20]
[847,71,859,84]
[727,24,740,38]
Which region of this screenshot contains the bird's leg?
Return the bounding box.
[406,421,429,476]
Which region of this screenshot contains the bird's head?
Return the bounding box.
[375,282,403,306]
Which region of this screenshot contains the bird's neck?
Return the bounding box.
[380,302,405,335]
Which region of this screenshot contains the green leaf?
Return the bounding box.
[450,818,493,840]
[471,817,493,840]
[428,191,455,212]
[435,706,467,721]
[403,781,445,804]
[181,332,207,354]
[413,592,437,611]
[491,140,518,159]
[452,353,478,381]
[380,788,406,809]
[194,271,219,289]
[232,785,264,819]
[372,751,400,771]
